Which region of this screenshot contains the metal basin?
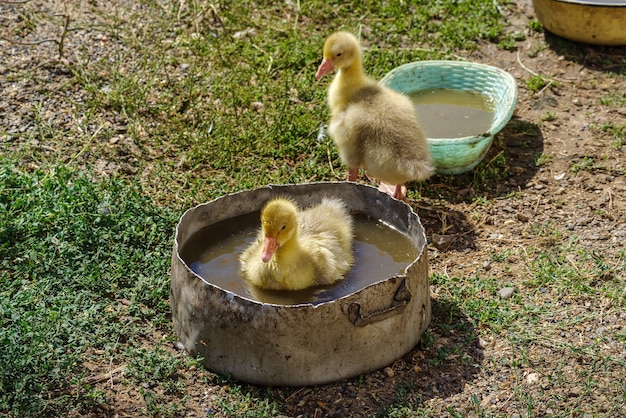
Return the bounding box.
[170,182,431,386]
[532,0,626,45]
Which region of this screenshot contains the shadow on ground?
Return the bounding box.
[410,115,545,252]
[232,297,482,417]
[543,32,626,75]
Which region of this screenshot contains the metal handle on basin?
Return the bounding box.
[348,278,412,327]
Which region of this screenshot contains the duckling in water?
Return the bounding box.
[316,31,434,200]
[240,197,354,291]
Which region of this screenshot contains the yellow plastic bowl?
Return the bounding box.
[532,0,626,45]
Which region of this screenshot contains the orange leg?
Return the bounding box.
[378,182,407,200]
[347,167,359,182]
[393,184,408,200]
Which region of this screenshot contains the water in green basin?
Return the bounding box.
[180,213,418,305]
[409,89,495,139]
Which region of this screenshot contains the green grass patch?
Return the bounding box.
[430,273,523,333]
[4,0,510,208]
[598,122,626,150]
[526,73,558,94]
[0,162,180,416]
[211,384,279,417]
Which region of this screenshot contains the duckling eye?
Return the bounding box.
[281,225,286,230]
[336,52,342,57]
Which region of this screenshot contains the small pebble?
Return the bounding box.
[431,234,454,251]
[251,101,265,112]
[525,372,539,385]
[384,367,395,378]
[498,287,516,299]
[568,387,582,397]
[233,28,255,39]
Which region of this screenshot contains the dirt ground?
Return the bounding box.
[2,0,625,416]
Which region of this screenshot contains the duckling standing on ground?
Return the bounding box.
[316,31,434,200]
[240,196,354,291]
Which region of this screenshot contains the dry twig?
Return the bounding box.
[1,13,71,58]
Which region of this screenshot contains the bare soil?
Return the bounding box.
[2,0,625,417]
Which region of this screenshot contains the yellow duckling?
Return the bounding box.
[315,31,434,200]
[240,196,354,291]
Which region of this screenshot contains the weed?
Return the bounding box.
[212,384,279,417]
[526,74,558,93]
[540,111,557,122]
[598,122,626,150]
[498,34,518,51]
[126,346,182,383]
[535,152,552,166]
[570,156,595,172]
[375,381,424,417]
[492,249,513,262]
[140,388,184,417]
[2,6,77,59]
[418,328,436,349]
[599,91,626,107]
[446,405,465,417]
[430,273,522,333]
[527,74,547,92]
[472,150,509,189]
[527,19,543,33]
[527,41,548,58]
[473,196,490,206]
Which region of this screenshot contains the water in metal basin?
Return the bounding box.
[181,213,418,305]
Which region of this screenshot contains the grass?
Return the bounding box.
[2,0,626,416]
[211,385,280,417]
[598,122,626,150]
[0,163,182,415]
[525,73,558,94]
[4,0,511,207]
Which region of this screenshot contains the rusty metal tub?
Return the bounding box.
[170,182,430,386]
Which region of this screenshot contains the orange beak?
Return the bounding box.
[315,58,334,80]
[261,236,278,263]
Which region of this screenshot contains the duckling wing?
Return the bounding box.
[331,85,434,184]
[298,198,355,285]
